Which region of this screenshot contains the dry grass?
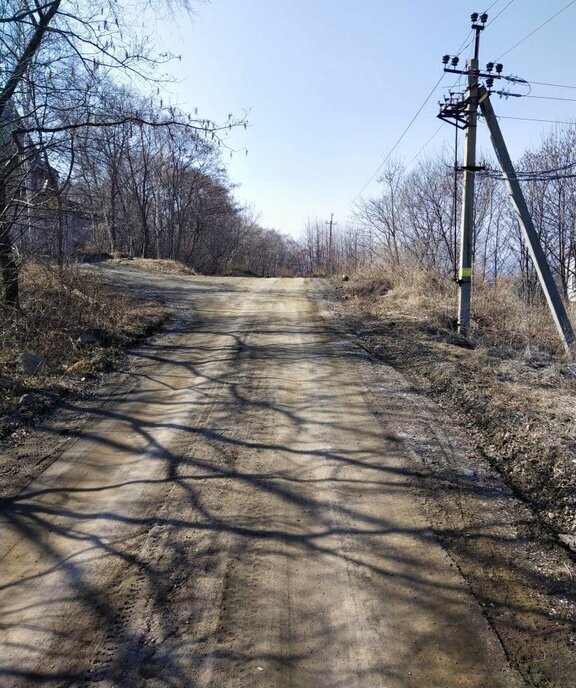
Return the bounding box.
[106,257,197,276]
[343,262,454,330]
[471,279,568,354]
[343,262,569,355]
[0,261,169,437]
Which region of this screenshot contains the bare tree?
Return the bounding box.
[0,1,246,307]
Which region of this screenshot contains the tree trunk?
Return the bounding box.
[0,178,19,308]
[56,195,65,271]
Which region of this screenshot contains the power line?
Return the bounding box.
[406,124,444,168]
[482,172,576,181]
[454,30,474,57]
[516,161,576,175]
[524,94,576,102]
[495,0,576,60]
[350,72,446,204]
[527,79,576,90]
[490,114,576,125]
[482,0,506,14]
[453,160,576,177]
[487,0,515,26]
[477,155,576,180]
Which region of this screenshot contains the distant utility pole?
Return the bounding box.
[438,12,575,354]
[325,212,337,274]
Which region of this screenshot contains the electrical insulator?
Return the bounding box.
[442,54,450,65]
[495,63,503,74]
[471,12,479,22]
[486,62,494,72]
[480,13,488,23]
[451,56,459,66]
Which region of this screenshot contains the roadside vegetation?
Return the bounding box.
[0,1,299,439]
[0,262,168,439]
[0,0,303,321]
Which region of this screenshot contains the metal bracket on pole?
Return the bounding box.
[478,86,576,356]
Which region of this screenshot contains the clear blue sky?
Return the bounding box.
[153,0,576,237]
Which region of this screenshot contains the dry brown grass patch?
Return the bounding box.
[341,262,570,355]
[107,257,197,276]
[471,278,566,354]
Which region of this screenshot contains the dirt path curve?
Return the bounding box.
[0,272,525,687]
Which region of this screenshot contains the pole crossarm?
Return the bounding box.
[437,96,471,129]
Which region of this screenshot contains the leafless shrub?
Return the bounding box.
[471,278,566,354]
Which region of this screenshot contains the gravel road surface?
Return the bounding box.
[0,271,536,686]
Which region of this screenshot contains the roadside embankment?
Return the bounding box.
[102,256,198,276]
[0,261,169,440]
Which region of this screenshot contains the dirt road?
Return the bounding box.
[0,271,551,686]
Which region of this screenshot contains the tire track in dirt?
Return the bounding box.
[79,281,279,688]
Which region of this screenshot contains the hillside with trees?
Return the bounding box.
[0,0,304,314]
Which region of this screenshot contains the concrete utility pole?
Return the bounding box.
[479,87,575,354]
[325,213,336,274]
[439,12,504,334]
[439,13,489,335]
[455,16,484,335]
